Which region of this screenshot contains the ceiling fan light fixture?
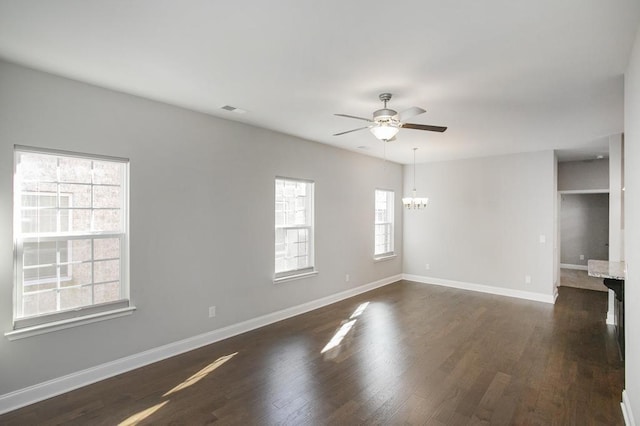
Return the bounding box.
[370,122,400,141]
[334,93,446,141]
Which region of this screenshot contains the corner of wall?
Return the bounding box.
[622,389,636,426]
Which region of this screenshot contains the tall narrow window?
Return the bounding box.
[275,177,314,279]
[374,189,394,257]
[13,146,130,330]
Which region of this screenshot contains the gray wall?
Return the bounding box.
[624,24,640,422]
[557,159,609,191]
[402,151,555,297]
[0,61,403,395]
[560,194,609,265]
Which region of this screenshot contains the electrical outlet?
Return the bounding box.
[580,254,585,260]
[208,306,216,318]
[539,235,546,243]
[425,263,430,270]
[345,274,350,282]
[525,275,532,284]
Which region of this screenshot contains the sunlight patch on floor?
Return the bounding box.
[118,400,169,426]
[350,301,369,319]
[321,319,357,353]
[163,352,238,397]
[321,301,370,354]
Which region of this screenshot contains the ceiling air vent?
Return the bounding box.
[220,105,247,114]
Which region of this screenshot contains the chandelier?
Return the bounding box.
[402,148,429,209]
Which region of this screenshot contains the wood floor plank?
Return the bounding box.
[471,371,511,424]
[0,281,624,425]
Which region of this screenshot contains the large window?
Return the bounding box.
[12,146,130,330]
[275,177,314,279]
[374,189,394,257]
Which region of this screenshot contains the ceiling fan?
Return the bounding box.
[334,93,447,142]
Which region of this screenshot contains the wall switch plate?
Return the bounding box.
[539,235,546,243]
[580,254,585,260]
[345,274,350,282]
[425,264,430,270]
[208,306,216,318]
[525,275,532,284]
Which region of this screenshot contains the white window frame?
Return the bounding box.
[9,145,133,339]
[374,189,395,258]
[274,177,315,281]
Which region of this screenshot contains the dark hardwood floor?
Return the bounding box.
[0,281,624,425]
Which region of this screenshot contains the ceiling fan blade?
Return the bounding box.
[397,106,426,122]
[401,123,447,133]
[333,126,371,136]
[334,113,373,122]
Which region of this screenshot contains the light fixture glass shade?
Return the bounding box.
[370,123,400,141]
[402,190,429,209]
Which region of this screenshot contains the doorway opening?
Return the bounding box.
[559,191,609,292]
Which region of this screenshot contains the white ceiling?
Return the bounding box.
[0,1,638,164]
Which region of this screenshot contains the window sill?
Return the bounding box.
[5,306,136,341]
[374,254,397,262]
[273,270,319,284]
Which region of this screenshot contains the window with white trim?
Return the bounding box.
[275,177,314,278]
[374,189,394,257]
[13,147,130,329]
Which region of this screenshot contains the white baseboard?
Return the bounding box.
[560,263,588,271]
[622,389,636,426]
[0,274,401,415]
[402,274,555,304]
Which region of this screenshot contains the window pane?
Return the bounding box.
[93,185,121,208]
[374,190,394,256]
[35,208,59,228]
[23,281,57,294]
[23,265,57,284]
[22,291,56,317]
[93,209,121,232]
[14,148,129,323]
[283,228,309,270]
[18,153,57,182]
[21,193,58,234]
[275,202,285,227]
[275,177,314,276]
[23,192,56,208]
[275,229,285,253]
[69,209,92,232]
[93,161,122,185]
[60,286,93,310]
[94,259,120,283]
[69,262,93,287]
[19,181,56,195]
[58,157,92,183]
[275,179,311,227]
[67,262,92,287]
[69,239,93,263]
[59,184,91,208]
[94,282,121,304]
[23,241,57,267]
[94,238,120,260]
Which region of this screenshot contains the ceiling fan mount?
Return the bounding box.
[334,93,447,141]
[378,92,393,103]
[372,93,398,122]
